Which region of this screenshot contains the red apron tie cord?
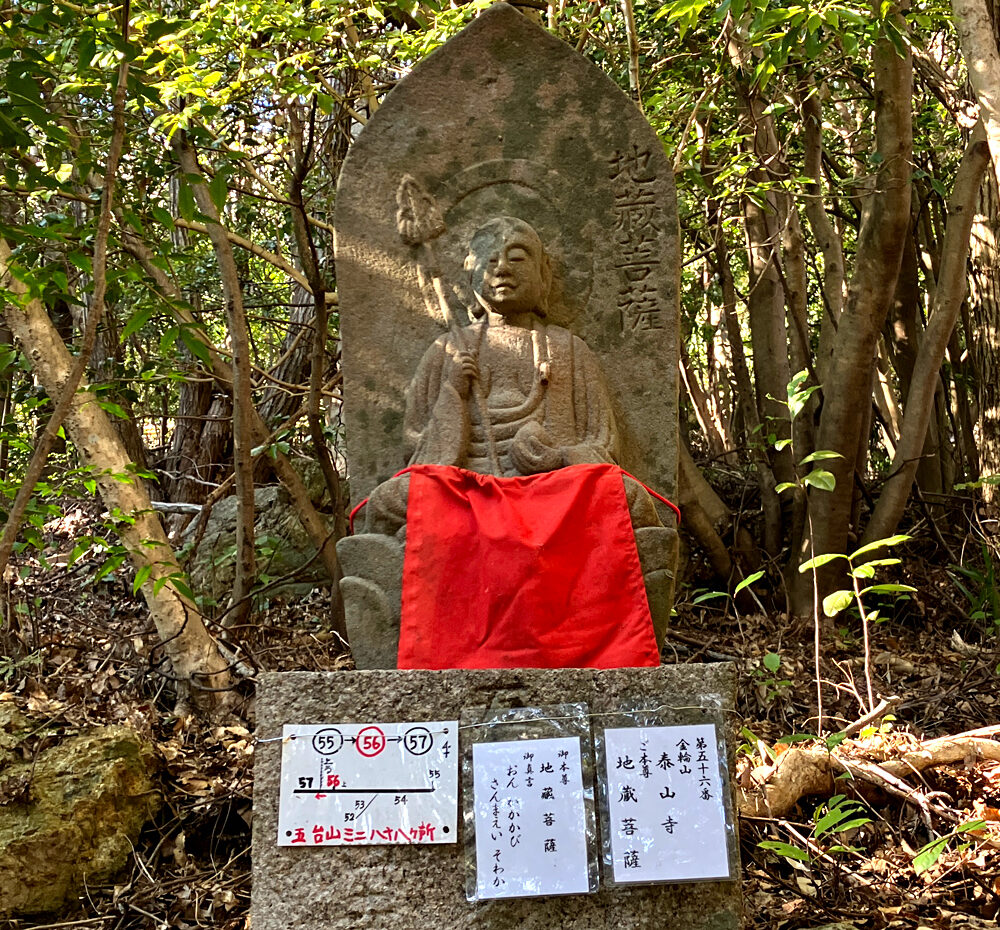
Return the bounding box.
[348,467,416,534]
[348,465,680,534]
[618,468,682,526]
[348,498,368,534]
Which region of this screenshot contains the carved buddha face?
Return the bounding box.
[466,217,552,319]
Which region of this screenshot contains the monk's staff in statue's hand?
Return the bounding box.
[395,174,500,475]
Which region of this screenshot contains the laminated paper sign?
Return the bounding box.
[602,723,732,883]
[277,721,458,846]
[471,736,590,899]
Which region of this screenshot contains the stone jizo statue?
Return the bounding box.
[333,3,681,670]
[341,216,677,669]
[363,216,666,544]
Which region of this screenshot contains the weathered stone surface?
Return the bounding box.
[253,665,742,929]
[335,2,679,505]
[186,477,336,601]
[334,3,681,666]
[337,532,404,667]
[0,720,160,917]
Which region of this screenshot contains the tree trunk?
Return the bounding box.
[122,230,348,637]
[711,206,783,554]
[790,11,913,614]
[1,239,232,714]
[957,0,1000,503]
[175,139,256,629]
[801,85,847,384]
[742,182,794,485]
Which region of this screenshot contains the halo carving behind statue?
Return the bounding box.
[435,159,594,327]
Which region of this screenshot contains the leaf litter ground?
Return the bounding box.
[0,500,997,929]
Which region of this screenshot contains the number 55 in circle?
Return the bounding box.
[356,726,386,757]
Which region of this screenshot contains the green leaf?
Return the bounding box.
[799,552,847,573]
[814,804,870,838]
[146,19,179,42]
[177,182,195,221]
[834,816,874,833]
[859,583,917,597]
[803,468,836,491]
[912,836,949,875]
[97,400,129,420]
[851,558,901,579]
[171,576,196,601]
[758,840,810,863]
[823,589,853,617]
[734,570,764,595]
[774,733,816,745]
[786,368,809,398]
[798,450,843,465]
[825,730,848,750]
[121,305,155,341]
[132,563,152,594]
[849,535,911,560]
[788,384,819,419]
[150,205,175,230]
[68,539,92,565]
[179,327,211,364]
[78,30,96,71]
[93,553,125,584]
[121,208,144,234]
[762,651,781,673]
[692,589,728,605]
[208,169,228,213]
[775,481,797,494]
[773,438,792,451]
[7,69,43,106]
[813,807,853,836]
[160,326,179,354]
[67,250,92,273]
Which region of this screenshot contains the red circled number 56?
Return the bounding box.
[356,726,385,757]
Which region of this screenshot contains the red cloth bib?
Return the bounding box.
[396,463,660,670]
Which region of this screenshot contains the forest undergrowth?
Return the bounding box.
[1,499,999,930]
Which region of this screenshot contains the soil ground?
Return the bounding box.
[2,499,998,929]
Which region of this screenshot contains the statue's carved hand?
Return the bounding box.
[446,348,479,399]
[510,421,564,474]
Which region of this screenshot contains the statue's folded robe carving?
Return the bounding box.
[341,217,678,669]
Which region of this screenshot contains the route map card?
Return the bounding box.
[277,721,458,846]
[602,723,732,884]
[471,736,590,899]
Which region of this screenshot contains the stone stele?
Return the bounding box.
[252,666,742,929]
[334,3,680,667]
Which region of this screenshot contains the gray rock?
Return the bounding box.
[185,481,337,602]
[0,720,160,917]
[253,664,742,929]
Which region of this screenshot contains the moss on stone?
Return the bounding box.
[0,723,160,918]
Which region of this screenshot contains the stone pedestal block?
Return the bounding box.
[253,666,742,929]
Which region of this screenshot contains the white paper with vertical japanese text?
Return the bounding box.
[472,736,590,899]
[603,723,731,883]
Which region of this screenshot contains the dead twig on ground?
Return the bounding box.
[740,731,1000,819]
